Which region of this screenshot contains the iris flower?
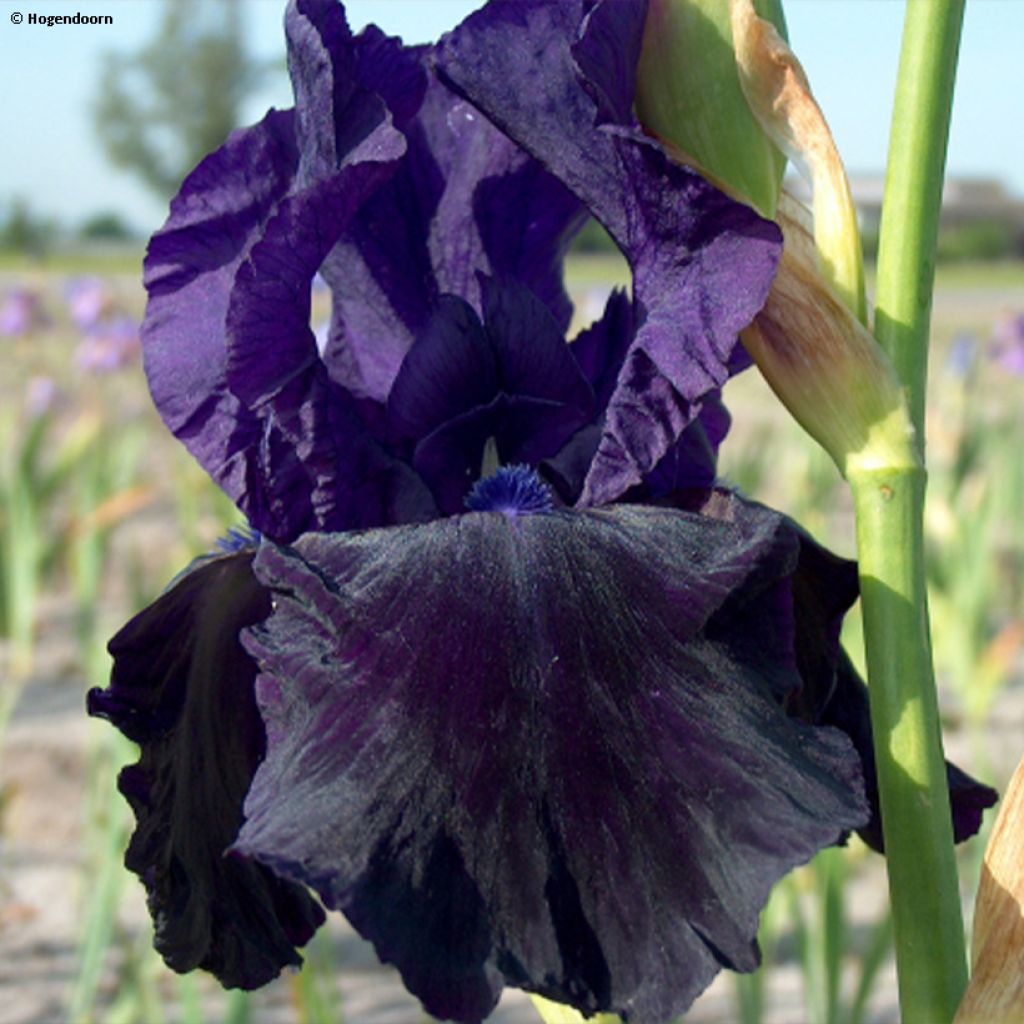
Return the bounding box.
[88,2,994,1021]
[0,286,49,338]
[75,314,142,374]
[66,275,116,331]
[992,310,1024,376]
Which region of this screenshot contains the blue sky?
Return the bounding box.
[2,0,1022,235]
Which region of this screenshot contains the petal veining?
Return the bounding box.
[236,500,868,1022]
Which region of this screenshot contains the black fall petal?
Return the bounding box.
[687,487,998,850]
[820,651,998,853]
[234,500,868,1023]
[87,552,325,988]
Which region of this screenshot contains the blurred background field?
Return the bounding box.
[1,247,1023,1024]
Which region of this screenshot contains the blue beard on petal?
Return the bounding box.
[216,524,263,554]
[464,465,554,516]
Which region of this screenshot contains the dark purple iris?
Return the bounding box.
[87,1,995,1022]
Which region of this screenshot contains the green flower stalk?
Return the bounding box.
[866,2,969,1019]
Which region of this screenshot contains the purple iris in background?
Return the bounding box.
[87,1,995,1022]
[75,314,142,374]
[64,276,142,372]
[0,286,50,338]
[992,309,1024,375]
[65,275,116,330]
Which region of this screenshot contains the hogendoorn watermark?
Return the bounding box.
[12,12,114,26]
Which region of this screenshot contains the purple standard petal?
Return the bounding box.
[143,109,317,540]
[547,291,730,502]
[222,140,439,531]
[225,0,438,534]
[387,279,594,512]
[631,390,731,497]
[236,501,867,1022]
[310,20,437,401]
[86,553,324,988]
[435,0,782,506]
[287,0,390,182]
[320,66,584,404]
[144,0,440,539]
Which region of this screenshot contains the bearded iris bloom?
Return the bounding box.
[66,275,116,330]
[0,286,49,338]
[87,1,994,1022]
[75,314,142,374]
[993,311,1024,376]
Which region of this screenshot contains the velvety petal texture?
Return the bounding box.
[755,511,1000,852]
[87,553,325,987]
[435,0,783,506]
[235,497,868,1023]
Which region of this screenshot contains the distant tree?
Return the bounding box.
[0,198,58,257]
[93,0,277,199]
[936,220,1016,262]
[79,211,137,242]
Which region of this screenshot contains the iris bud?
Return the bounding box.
[636,0,787,219]
[742,196,916,478]
[730,0,865,322]
[638,0,915,477]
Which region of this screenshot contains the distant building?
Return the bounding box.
[786,173,1024,245]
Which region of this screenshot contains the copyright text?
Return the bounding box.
[15,12,115,26]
